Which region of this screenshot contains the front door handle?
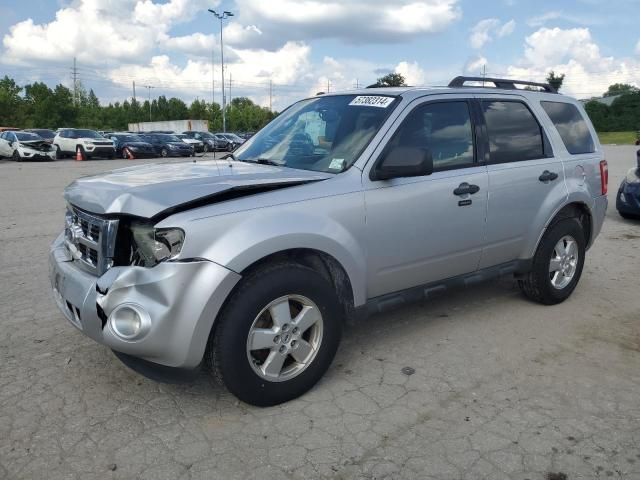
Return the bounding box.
[539,170,559,182]
[453,182,480,196]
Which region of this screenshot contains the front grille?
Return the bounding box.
[64,206,118,276]
[93,141,113,146]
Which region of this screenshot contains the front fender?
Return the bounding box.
[183,206,368,307]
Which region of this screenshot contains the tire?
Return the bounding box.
[161,148,168,158]
[203,143,210,153]
[122,148,129,159]
[55,146,63,159]
[207,262,343,406]
[12,150,22,162]
[518,218,586,305]
[619,211,640,220]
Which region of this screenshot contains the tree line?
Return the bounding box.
[1,73,638,133]
[584,84,640,132]
[0,75,277,132]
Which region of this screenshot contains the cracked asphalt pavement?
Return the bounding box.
[1,147,639,479]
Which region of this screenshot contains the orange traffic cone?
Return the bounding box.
[75,146,85,161]
[125,147,135,160]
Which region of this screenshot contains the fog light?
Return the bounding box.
[108,304,151,340]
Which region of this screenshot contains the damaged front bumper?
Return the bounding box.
[49,233,241,369]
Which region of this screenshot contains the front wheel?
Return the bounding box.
[207,263,343,406]
[161,148,169,158]
[518,218,586,305]
[12,150,22,162]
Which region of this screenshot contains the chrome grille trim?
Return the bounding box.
[64,206,118,276]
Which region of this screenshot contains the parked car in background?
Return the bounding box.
[24,129,56,144]
[616,149,640,219]
[49,77,607,406]
[237,132,255,140]
[175,134,205,154]
[0,127,20,133]
[215,132,245,150]
[0,130,56,161]
[108,133,156,159]
[53,129,115,159]
[182,131,229,152]
[138,133,194,157]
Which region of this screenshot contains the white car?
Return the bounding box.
[53,129,115,159]
[175,134,204,154]
[0,130,56,161]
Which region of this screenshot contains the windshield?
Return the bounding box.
[200,132,215,139]
[234,94,398,173]
[73,129,103,139]
[16,132,43,141]
[157,134,183,142]
[30,129,55,138]
[116,134,144,142]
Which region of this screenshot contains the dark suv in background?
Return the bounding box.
[182,131,229,152]
[138,133,194,157]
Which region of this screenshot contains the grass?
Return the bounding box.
[597,131,638,145]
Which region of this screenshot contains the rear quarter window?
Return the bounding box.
[540,101,595,155]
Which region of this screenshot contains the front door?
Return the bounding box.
[363,97,489,299]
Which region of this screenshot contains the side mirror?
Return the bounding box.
[371,146,433,181]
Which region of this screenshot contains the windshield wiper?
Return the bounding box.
[237,158,281,167]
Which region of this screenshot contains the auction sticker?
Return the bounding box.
[349,96,394,108]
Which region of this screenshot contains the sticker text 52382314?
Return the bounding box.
[348,96,394,108]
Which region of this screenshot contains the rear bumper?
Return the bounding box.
[590,194,608,247]
[49,233,241,369]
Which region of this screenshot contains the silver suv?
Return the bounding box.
[49,77,608,406]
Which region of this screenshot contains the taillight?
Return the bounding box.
[599,160,608,195]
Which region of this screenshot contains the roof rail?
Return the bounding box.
[448,76,557,93]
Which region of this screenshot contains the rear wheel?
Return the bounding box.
[161,148,169,158]
[207,263,343,406]
[203,143,210,153]
[519,218,586,305]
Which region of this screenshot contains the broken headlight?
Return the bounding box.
[130,223,185,267]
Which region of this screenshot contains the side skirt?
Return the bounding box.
[361,259,532,317]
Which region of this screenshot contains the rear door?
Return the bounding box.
[475,94,567,268]
[363,96,489,298]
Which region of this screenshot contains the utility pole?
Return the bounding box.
[211,47,215,106]
[132,81,137,103]
[72,57,79,106]
[327,79,330,93]
[481,64,487,87]
[208,9,234,133]
[144,85,154,122]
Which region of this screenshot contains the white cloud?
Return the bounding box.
[2,0,216,65]
[235,0,462,45]
[504,27,640,98]
[465,56,488,74]
[526,10,602,28]
[469,18,515,49]
[395,61,426,85]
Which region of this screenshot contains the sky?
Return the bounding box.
[0,0,639,110]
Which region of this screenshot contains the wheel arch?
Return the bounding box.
[531,200,594,257]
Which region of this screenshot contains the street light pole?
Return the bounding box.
[208,9,234,132]
[144,85,155,122]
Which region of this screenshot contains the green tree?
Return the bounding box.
[604,83,639,97]
[584,100,610,131]
[367,72,407,88]
[546,71,565,92]
[0,76,24,126]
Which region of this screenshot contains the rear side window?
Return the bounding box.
[388,101,475,171]
[541,101,595,155]
[482,100,544,163]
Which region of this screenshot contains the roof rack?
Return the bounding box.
[448,76,557,93]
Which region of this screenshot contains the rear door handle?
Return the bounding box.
[453,182,480,196]
[539,170,559,182]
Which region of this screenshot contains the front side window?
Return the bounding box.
[383,101,475,171]
[482,100,544,163]
[541,101,595,155]
[234,94,398,173]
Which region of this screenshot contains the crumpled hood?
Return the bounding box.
[21,140,54,151]
[64,160,332,218]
